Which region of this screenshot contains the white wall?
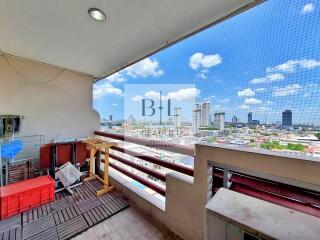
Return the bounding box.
[109,143,320,240]
[0,55,100,142]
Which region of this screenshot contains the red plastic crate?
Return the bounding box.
[0,176,55,219]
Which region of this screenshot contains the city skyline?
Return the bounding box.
[94,0,320,125]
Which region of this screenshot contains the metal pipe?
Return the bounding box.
[109,146,194,177]
[109,162,166,196]
[232,184,320,218]
[108,153,166,182]
[95,131,195,157]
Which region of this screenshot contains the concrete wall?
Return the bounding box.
[0,54,100,142]
[109,143,320,240]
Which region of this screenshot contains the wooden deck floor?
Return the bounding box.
[0,179,129,240]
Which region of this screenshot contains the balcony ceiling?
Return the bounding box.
[0,0,258,79]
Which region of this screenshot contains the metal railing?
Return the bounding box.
[95,131,195,156]
[210,162,320,218]
[95,130,194,196]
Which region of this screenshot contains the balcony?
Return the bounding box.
[89,130,320,240]
[1,0,320,239]
[1,128,319,240]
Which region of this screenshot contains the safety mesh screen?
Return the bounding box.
[94,0,320,157]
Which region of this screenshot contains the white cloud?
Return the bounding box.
[272,84,302,97]
[145,91,161,99]
[112,103,118,106]
[238,88,255,97]
[244,98,262,105]
[203,95,216,102]
[93,82,123,98]
[259,106,270,112]
[131,95,143,101]
[166,88,200,101]
[256,88,266,92]
[132,88,200,102]
[250,59,320,85]
[266,59,320,74]
[105,72,126,82]
[301,3,315,14]
[189,52,222,70]
[250,73,285,84]
[302,83,320,98]
[196,69,209,79]
[101,57,164,82]
[125,58,164,78]
[239,105,250,110]
[218,98,230,103]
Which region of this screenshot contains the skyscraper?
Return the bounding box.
[109,115,113,121]
[282,110,292,127]
[232,116,239,124]
[201,102,211,127]
[192,104,201,132]
[127,114,135,125]
[248,112,252,124]
[214,112,225,130]
[174,107,182,127]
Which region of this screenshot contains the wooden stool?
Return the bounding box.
[82,137,117,196]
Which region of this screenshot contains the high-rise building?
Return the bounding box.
[214,112,225,130]
[127,114,135,125]
[109,115,113,121]
[192,104,201,132]
[282,110,292,127]
[201,102,211,127]
[232,116,239,124]
[174,107,182,127]
[248,112,252,124]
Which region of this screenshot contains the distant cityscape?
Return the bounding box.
[94,0,320,195]
[101,101,320,159]
[100,101,319,194]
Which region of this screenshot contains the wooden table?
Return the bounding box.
[81,137,117,196]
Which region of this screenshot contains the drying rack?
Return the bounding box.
[82,137,117,196]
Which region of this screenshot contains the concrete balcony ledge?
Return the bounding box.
[103,144,320,240]
[108,169,165,211]
[196,143,320,191]
[107,167,199,240]
[197,142,320,163]
[206,188,320,240]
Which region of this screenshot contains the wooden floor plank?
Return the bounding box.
[23,215,55,239]
[0,215,21,233]
[0,181,129,240]
[76,197,102,214]
[24,227,58,240]
[50,197,74,212]
[56,216,88,240]
[83,212,94,227]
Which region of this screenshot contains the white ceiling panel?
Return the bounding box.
[0,0,260,78]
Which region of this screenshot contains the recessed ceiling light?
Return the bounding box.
[88,8,106,22]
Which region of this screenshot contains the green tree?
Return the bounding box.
[261,141,306,152]
[286,143,306,151]
[207,136,217,142]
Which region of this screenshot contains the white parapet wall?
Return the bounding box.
[109,143,320,240]
[0,54,100,142]
[206,188,320,240]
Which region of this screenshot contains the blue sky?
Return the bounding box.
[94,0,320,125]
